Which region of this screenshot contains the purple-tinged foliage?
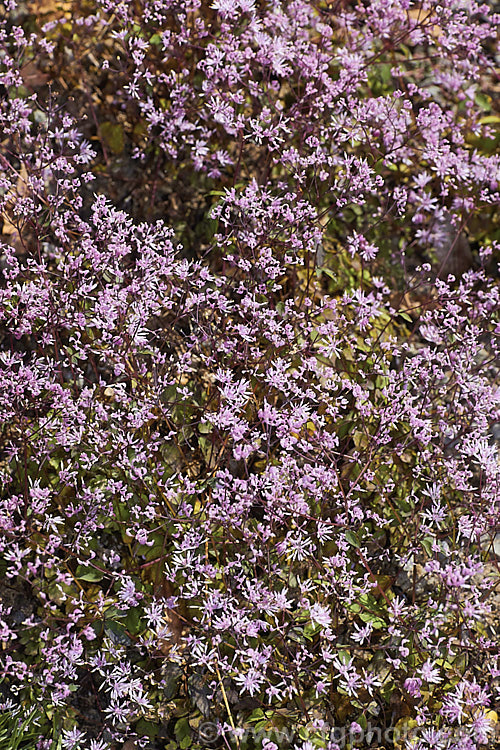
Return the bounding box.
[0,0,498,748]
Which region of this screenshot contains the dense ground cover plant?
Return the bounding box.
[0,0,499,748]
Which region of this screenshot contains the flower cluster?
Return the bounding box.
[0,0,498,748]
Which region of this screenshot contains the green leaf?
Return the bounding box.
[248,708,265,724]
[359,612,385,628]
[475,92,492,112]
[345,530,361,548]
[75,565,104,583]
[104,619,132,646]
[175,717,192,748]
[395,497,412,513]
[320,266,338,281]
[421,537,434,556]
[304,622,321,641]
[136,718,160,739]
[124,606,142,635]
[100,121,125,154]
[357,714,368,731]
